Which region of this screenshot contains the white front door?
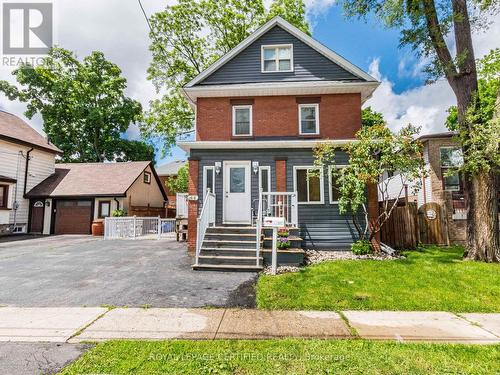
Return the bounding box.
[223,161,251,224]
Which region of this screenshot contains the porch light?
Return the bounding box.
[214,162,222,175]
[252,161,259,174]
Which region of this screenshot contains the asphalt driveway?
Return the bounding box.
[0,236,256,307]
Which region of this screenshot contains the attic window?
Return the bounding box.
[144,171,151,184]
[261,44,293,72]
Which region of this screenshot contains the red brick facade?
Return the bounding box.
[187,159,199,252]
[275,159,287,192]
[196,94,361,141]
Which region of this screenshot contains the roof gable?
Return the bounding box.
[26,161,166,200]
[186,17,376,88]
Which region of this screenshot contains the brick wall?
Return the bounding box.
[425,138,466,245]
[275,158,287,192]
[196,93,361,141]
[187,159,199,252]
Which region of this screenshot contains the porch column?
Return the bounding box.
[367,182,381,251]
[187,157,199,253]
[275,157,287,191]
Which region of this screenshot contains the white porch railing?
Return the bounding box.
[176,193,188,218]
[104,217,176,239]
[255,189,264,266]
[195,190,216,265]
[260,192,298,227]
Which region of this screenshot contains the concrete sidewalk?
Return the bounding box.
[0,307,499,344]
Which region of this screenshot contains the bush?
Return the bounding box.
[112,209,125,217]
[351,240,372,255]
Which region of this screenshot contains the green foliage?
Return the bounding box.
[0,47,142,162]
[337,0,498,83]
[143,0,310,154]
[111,209,125,217]
[314,124,425,241]
[351,240,372,255]
[167,164,189,194]
[446,49,500,131]
[445,49,500,175]
[257,245,500,312]
[105,139,155,163]
[361,106,385,127]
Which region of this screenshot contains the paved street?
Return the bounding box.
[0,236,256,308]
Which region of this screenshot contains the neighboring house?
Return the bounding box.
[178,16,380,269]
[26,161,167,235]
[0,110,62,236]
[156,160,187,217]
[379,131,499,244]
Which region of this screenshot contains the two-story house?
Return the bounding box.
[179,17,380,270]
[0,110,62,236]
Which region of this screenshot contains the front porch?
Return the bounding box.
[192,191,304,271]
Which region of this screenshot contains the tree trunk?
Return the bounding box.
[448,0,499,262]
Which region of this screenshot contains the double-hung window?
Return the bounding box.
[294,167,324,204]
[203,166,215,198]
[328,166,346,204]
[440,147,463,191]
[261,44,293,72]
[232,105,252,136]
[299,104,319,135]
[98,201,111,218]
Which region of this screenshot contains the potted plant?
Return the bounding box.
[277,228,291,250]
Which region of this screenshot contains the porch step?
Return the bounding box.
[206,227,256,235]
[192,264,263,272]
[198,255,263,266]
[201,247,258,256]
[202,239,259,249]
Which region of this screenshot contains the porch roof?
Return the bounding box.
[178,139,354,152]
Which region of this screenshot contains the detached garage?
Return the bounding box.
[26,161,167,235]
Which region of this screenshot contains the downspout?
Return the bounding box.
[114,197,120,212]
[23,148,34,197]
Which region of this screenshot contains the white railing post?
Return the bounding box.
[157,216,161,240]
[291,192,298,227]
[133,215,137,239]
[256,188,263,267]
[195,190,216,266]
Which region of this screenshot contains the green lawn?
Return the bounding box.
[256,246,500,312]
[60,340,500,374]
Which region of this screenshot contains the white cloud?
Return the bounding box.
[365,12,500,136]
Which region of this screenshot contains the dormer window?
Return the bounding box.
[261,44,293,72]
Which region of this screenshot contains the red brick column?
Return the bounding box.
[367,182,381,251]
[275,158,287,192]
[187,158,199,253]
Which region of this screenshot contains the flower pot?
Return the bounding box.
[91,219,104,236]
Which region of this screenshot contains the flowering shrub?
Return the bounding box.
[277,227,291,249]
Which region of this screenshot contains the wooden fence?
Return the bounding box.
[129,204,166,218]
[379,202,419,249]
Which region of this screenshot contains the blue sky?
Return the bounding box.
[0,0,498,166]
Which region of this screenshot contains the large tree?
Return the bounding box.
[0,47,145,163]
[142,0,310,152]
[338,0,500,262]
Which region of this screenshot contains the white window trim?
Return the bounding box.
[298,103,320,135]
[232,105,253,137]
[293,166,324,205]
[328,165,347,204]
[439,146,462,167]
[203,166,215,198]
[261,44,294,73]
[258,166,271,193]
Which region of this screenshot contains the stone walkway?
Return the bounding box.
[0,307,498,344]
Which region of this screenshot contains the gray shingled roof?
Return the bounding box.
[0,110,62,154]
[156,160,187,176]
[27,161,154,198]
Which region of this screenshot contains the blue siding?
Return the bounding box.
[199,26,363,86]
[191,148,364,249]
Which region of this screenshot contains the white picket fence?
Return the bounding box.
[104,217,176,240]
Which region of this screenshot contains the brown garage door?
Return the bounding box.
[55,200,92,235]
